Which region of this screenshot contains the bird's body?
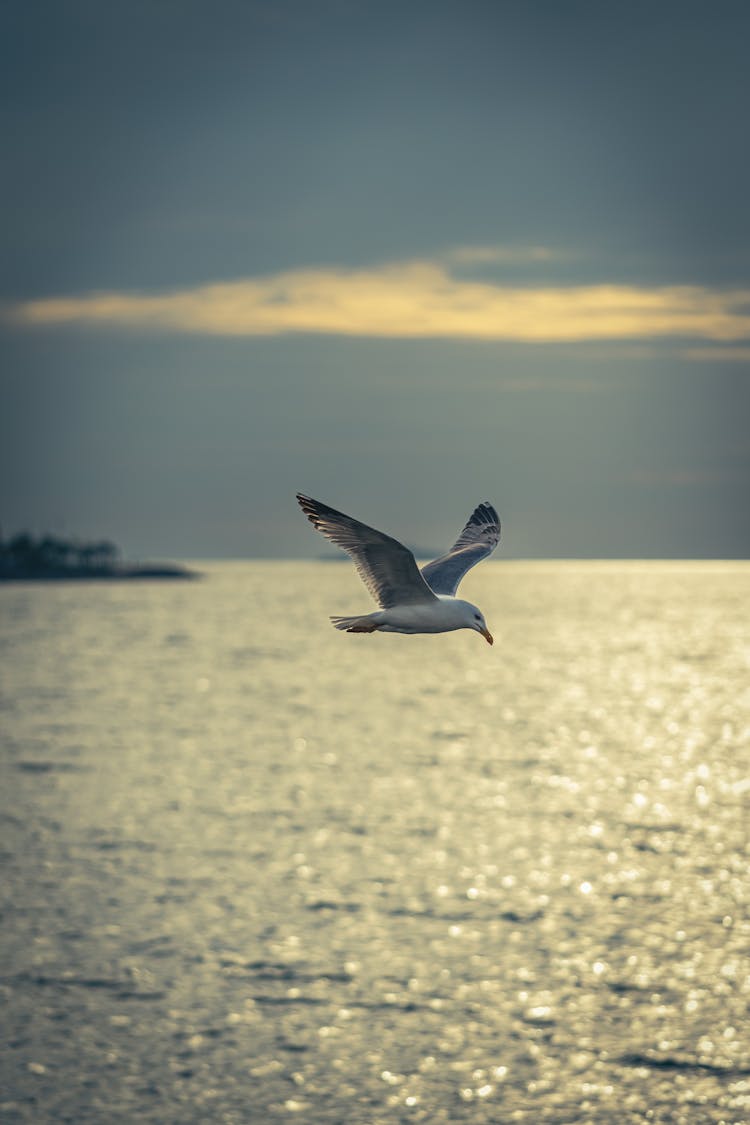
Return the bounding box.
[331,596,486,636]
[296,493,500,644]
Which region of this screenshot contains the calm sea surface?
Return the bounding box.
[1,562,748,1124]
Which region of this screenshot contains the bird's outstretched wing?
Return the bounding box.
[420,502,500,596]
[297,494,437,609]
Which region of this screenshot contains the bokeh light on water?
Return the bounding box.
[1,561,748,1122]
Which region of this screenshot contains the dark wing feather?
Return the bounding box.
[420,501,500,596]
[297,494,437,609]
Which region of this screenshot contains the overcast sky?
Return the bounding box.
[2,0,749,558]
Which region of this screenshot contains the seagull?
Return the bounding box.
[296,493,500,644]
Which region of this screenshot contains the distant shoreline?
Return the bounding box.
[0,532,198,582]
[0,563,198,583]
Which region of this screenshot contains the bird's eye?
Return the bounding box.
[474,613,481,621]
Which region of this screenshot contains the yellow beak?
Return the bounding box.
[481,627,493,645]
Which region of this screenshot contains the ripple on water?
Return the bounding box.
[0,561,748,1122]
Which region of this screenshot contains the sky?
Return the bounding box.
[1,0,749,559]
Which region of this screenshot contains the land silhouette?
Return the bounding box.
[0,532,196,581]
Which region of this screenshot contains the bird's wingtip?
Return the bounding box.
[296,493,323,527]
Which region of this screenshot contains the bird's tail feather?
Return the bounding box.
[330,614,379,633]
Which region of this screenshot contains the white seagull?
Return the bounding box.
[297,493,500,644]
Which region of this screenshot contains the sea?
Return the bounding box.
[1,561,748,1124]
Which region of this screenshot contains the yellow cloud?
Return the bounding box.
[440,244,560,266]
[680,346,750,362]
[8,256,750,343]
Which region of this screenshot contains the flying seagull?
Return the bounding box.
[296,493,500,644]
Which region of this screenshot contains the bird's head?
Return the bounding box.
[463,602,493,645]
